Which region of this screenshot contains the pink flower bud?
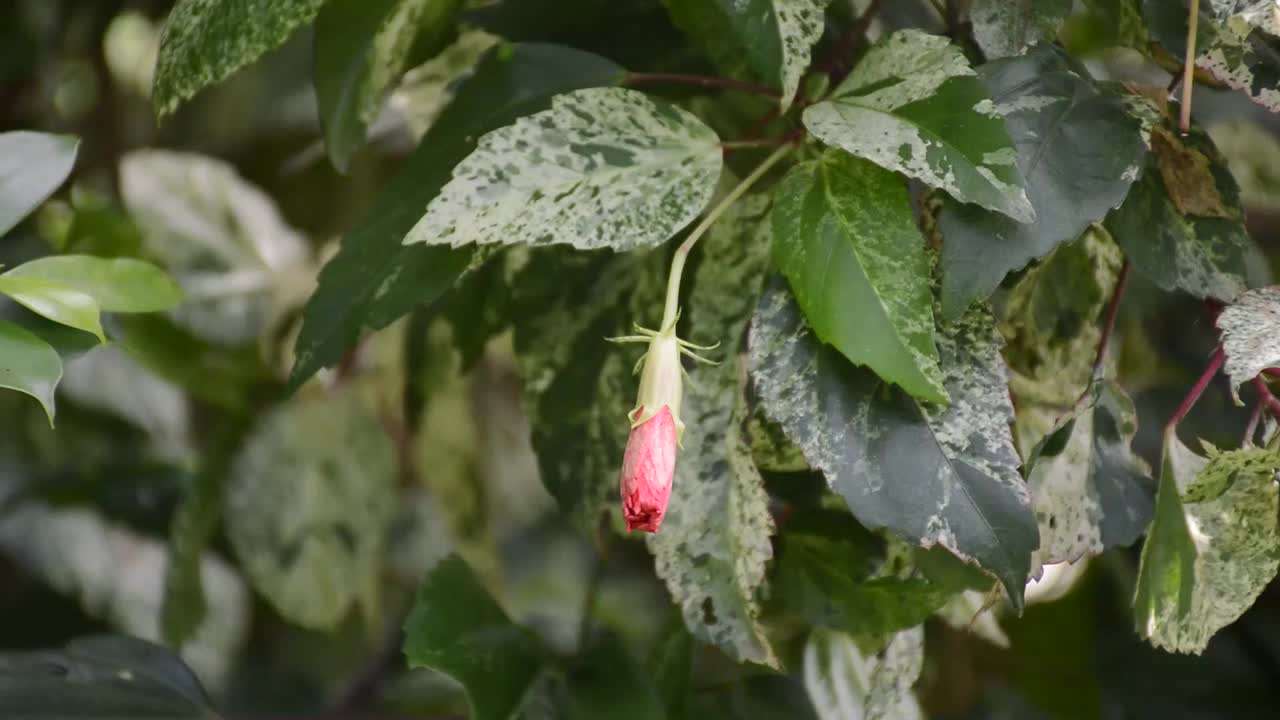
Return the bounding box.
[619,405,677,533]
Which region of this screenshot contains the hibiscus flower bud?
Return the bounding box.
[618,330,684,533]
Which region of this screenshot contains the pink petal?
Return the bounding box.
[619,405,677,533]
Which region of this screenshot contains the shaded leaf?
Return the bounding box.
[390,29,501,140]
[970,0,1072,59]
[0,131,79,238]
[804,30,1032,223]
[803,627,924,720]
[1217,286,1280,402]
[315,0,462,172]
[938,46,1145,318]
[772,151,945,403]
[226,390,396,630]
[403,554,545,720]
[0,275,105,343]
[153,0,329,116]
[289,43,625,388]
[0,319,62,424]
[1133,432,1280,654]
[5,255,184,313]
[404,88,722,252]
[566,635,666,720]
[647,194,776,667]
[749,281,1038,606]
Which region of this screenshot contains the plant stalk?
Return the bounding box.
[1180,0,1200,134]
[1167,346,1225,431]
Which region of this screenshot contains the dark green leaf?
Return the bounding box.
[5,255,184,313]
[153,0,329,116]
[0,131,79,238]
[649,621,693,720]
[315,0,462,172]
[566,635,667,720]
[772,151,945,403]
[0,319,62,424]
[938,46,1146,319]
[970,0,1072,59]
[289,43,625,389]
[749,281,1038,606]
[804,30,1032,223]
[403,554,545,720]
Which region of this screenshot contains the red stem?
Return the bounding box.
[1092,259,1131,377]
[624,72,780,99]
[1244,394,1265,445]
[1167,347,1225,430]
[1253,376,1280,417]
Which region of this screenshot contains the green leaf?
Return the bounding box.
[404,87,722,252]
[566,635,667,720]
[1217,286,1280,402]
[938,46,1146,319]
[803,29,1032,223]
[1025,381,1155,570]
[0,275,104,342]
[5,255,184,313]
[289,43,625,389]
[803,627,924,720]
[152,0,330,116]
[0,131,79,238]
[315,0,462,172]
[1105,127,1252,304]
[749,282,1038,606]
[970,0,1072,59]
[226,390,396,630]
[0,636,216,719]
[647,194,777,667]
[1133,432,1280,654]
[772,151,946,403]
[390,29,500,140]
[1210,120,1280,212]
[403,554,545,720]
[120,149,313,345]
[0,319,62,424]
[1196,7,1280,112]
[662,0,832,109]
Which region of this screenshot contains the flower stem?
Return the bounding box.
[659,143,794,330]
[1180,0,1199,134]
[1167,346,1224,431]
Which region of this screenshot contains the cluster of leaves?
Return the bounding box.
[7,0,1280,718]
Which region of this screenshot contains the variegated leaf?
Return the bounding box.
[1197,9,1280,112]
[804,30,1032,223]
[970,0,1071,59]
[803,627,924,720]
[1218,286,1280,402]
[404,87,723,251]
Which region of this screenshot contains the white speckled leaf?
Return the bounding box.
[803,627,924,720]
[1025,381,1155,572]
[404,87,723,251]
[803,30,1032,223]
[1133,433,1280,654]
[748,281,1039,607]
[153,0,329,116]
[1197,11,1280,112]
[1218,286,1280,402]
[970,0,1071,59]
[772,152,946,404]
[648,193,777,667]
[227,390,396,630]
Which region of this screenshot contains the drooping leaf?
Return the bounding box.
[661,0,832,110]
[647,194,777,667]
[120,149,313,345]
[0,636,216,719]
[565,635,667,720]
[1105,127,1252,304]
[0,131,79,238]
[5,255,184,313]
[315,0,462,172]
[1217,286,1280,402]
[803,627,924,720]
[804,30,1032,223]
[403,87,722,252]
[970,0,1072,59]
[771,151,946,403]
[0,319,62,424]
[1024,381,1155,570]
[749,281,1038,606]
[0,275,105,342]
[403,554,545,720]
[938,45,1146,319]
[152,0,329,116]
[289,44,625,388]
[226,389,396,630]
[1133,432,1280,654]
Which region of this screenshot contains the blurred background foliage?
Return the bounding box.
[2,1,1280,718]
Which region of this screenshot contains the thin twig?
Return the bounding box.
[1091,259,1131,379]
[1167,347,1225,430]
[624,72,780,99]
[1180,0,1200,134]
